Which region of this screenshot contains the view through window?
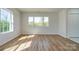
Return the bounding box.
[0,9,13,33]
[28,16,49,26]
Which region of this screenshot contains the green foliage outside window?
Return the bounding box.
[0,20,10,32]
[29,22,48,26]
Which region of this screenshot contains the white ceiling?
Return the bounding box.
[18,8,62,13]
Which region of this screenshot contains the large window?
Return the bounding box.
[0,8,13,33]
[28,16,49,26]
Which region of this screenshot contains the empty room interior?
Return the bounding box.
[0,8,79,51]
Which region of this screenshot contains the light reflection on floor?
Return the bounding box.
[4,45,19,51]
[18,35,35,40]
[16,40,32,51]
[4,35,35,51]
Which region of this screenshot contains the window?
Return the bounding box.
[0,8,13,33]
[28,16,49,26]
[34,17,43,26]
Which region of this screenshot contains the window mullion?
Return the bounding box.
[33,17,34,26]
[10,13,11,31]
[42,16,44,26]
[6,16,8,32]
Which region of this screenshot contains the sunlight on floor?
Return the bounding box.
[18,35,35,40]
[4,40,32,51]
[3,35,34,51]
[16,40,32,51]
[4,45,19,51]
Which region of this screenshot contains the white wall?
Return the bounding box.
[21,12,59,34]
[67,9,79,37]
[67,9,79,43]
[0,9,21,46]
[58,9,67,37]
[58,8,79,43]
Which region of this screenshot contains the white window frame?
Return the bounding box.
[0,8,14,34]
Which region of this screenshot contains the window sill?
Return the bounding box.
[0,31,13,34]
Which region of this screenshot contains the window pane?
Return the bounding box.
[1,9,9,32]
[34,17,43,26]
[44,17,48,26]
[28,17,33,25]
[0,9,13,33]
[6,11,11,31]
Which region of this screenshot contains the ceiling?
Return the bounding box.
[18,8,62,13]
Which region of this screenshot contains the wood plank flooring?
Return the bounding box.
[0,35,79,51]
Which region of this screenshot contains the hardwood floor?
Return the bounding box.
[0,34,79,51]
